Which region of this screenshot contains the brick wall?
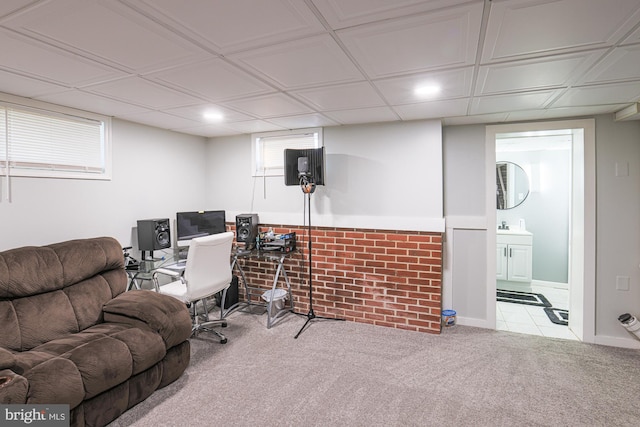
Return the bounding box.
[229,223,443,334]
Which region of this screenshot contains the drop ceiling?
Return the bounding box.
[1,0,639,137]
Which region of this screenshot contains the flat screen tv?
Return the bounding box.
[176,210,226,245]
[284,147,325,186]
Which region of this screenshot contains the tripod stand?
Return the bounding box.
[294,176,344,339]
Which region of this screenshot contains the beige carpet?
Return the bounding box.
[109,307,640,426]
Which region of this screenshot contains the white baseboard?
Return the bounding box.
[456,316,494,329]
[459,316,640,349]
[594,334,640,349]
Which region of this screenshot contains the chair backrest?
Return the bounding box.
[183,231,234,301]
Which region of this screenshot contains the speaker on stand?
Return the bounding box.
[236,214,259,250]
[137,218,171,260]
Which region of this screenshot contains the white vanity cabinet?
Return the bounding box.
[496,230,532,283]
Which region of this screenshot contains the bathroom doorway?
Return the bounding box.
[485,119,596,343]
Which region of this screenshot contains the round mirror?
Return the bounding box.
[496,161,529,210]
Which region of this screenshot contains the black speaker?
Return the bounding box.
[137,218,171,251]
[236,213,259,247]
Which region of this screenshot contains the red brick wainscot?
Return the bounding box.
[228,223,443,334]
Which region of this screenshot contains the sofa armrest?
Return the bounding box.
[0,369,28,404]
[103,290,192,349]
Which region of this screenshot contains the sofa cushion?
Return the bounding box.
[0,348,15,370]
[0,246,63,298]
[25,357,85,406]
[13,323,167,404]
[0,237,127,351]
[48,237,125,292]
[0,369,28,404]
[103,290,192,349]
[109,328,165,376]
[12,290,79,351]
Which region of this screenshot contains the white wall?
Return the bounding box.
[441,124,486,317]
[206,120,444,232]
[443,115,640,347]
[595,116,640,341]
[5,110,640,347]
[0,119,208,252]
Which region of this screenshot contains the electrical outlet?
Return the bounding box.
[616,276,630,291]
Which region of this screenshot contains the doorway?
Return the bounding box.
[485,119,596,343]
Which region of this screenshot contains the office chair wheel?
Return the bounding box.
[220,338,228,344]
[221,321,227,328]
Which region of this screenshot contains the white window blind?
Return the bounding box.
[0,98,110,180]
[252,128,322,177]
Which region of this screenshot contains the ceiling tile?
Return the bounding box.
[337,2,483,78]
[292,81,385,110]
[374,67,473,105]
[175,124,244,138]
[475,51,605,95]
[324,106,399,125]
[621,22,640,45]
[578,45,640,85]
[1,0,640,138]
[222,94,314,118]
[125,0,325,54]
[443,112,509,126]
[470,90,560,115]
[230,34,363,90]
[2,0,208,73]
[266,113,339,129]
[550,82,640,108]
[222,120,287,134]
[0,69,67,98]
[35,90,148,116]
[118,110,202,130]
[84,77,202,109]
[146,58,275,102]
[482,0,640,62]
[394,98,469,120]
[0,28,125,86]
[166,104,254,123]
[312,0,479,29]
[0,0,36,19]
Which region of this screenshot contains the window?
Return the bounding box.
[0,94,111,180]
[252,128,322,177]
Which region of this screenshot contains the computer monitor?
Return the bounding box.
[175,210,226,248]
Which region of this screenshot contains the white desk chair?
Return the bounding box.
[155,232,234,344]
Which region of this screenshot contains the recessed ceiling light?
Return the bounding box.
[203,111,224,122]
[414,84,441,98]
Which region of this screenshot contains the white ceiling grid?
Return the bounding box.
[0,0,638,137]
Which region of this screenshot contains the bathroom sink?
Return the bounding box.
[497,228,532,236]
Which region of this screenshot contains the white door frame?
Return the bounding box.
[485,119,596,343]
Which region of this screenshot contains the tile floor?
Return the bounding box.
[496,285,579,341]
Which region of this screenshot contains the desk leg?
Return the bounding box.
[232,258,250,301]
[127,273,141,291]
[279,265,294,312]
[266,261,285,329]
